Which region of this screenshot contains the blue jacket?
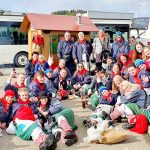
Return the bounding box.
[29,80,50,97]
[112,41,129,59]
[99,94,118,106]
[72,41,93,63]
[120,89,150,108]
[138,70,150,88]
[0,101,12,124]
[57,40,74,61]
[34,61,50,74]
[53,67,71,79]
[71,71,91,86]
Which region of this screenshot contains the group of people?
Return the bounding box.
[0,30,150,149]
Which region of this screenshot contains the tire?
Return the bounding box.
[14,52,28,67]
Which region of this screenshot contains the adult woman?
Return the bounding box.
[135,42,145,59]
[117,54,132,77]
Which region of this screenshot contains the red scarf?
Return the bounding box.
[77,68,88,76]
[33,78,44,91]
[14,82,25,89]
[133,69,142,86]
[39,60,45,65]
[32,59,38,66]
[103,92,112,101]
[121,60,132,73]
[18,98,30,105]
[40,103,47,110]
[78,39,86,44]
[112,71,121,77]
[0,98,12,112]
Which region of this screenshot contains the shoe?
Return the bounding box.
[122,123,135,130]
[65,137,78,146]
[54,131,61,143]
[64,130,76,139]
[101,111,111,120]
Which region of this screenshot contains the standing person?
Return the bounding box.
[25,51,39,85]
[112,31,130,60]
[93,30,111,68]
[57,31,75,75]
[72,32,93,71]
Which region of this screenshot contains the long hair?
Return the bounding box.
[112,75,124,92]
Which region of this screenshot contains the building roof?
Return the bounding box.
[20,13,98,32]
[83,11,134,20]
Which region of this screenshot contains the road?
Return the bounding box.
[0,67,149,150]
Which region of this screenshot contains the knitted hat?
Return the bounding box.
[99,86,108,94]
[134,59,145,68]
[129,114,148,134]
[115,31,122,37]
[45,68,53,74]
[4,90,15,98]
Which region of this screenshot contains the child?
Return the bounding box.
[29,70,50,98]
[105,57,114,75]
[54,68,75,100]
[34,54,50,74]
[0,90,15,128]
[99,86,117,106]
[37,91,63,127]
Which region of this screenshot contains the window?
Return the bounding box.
[0,21,28,45]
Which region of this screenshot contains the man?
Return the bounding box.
[57,31,75,75]
[93,30,111,68]
[112,31,130,60]
[72,32,93,71]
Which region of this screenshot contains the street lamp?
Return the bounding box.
[138,4,143,17]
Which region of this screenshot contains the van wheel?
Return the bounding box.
[14,52,28,67]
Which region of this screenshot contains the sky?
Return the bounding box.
[0,0,150,17]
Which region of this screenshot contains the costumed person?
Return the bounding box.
[93,29,111,68]
[29,70,50,98]
[34,54,50,74]
[112,31,130,60]
[72,32,93,71]
[3,70,25,99]
[0,90,15,129]
[57,31,75,75]
[53,59,71,79]
[25,51,39,85]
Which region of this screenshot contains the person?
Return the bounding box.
[129,36,137,62]
[99,86,118,106]
[105,57,114,75]
[3,71,26,99]
[112,31,130,60]
[71,63,91,93]
[44,68,57,96]
[0,90,15,129]
[134,59,150,95]
[127,64,142,87]
[37,91,63,127]
[117,54,132,78]
[72,32,93,71]
[143,47,150,70]
[57,31,75,75]
[54,68,75,100]
[111,64,121,78]
[25,51,39,85]
[93,30,111,68]
[34,54,50,74]
[29,70,50,98]
[53,59,71,79]
[135,42,145,59]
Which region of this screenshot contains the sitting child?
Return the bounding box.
[0,90,15,129]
